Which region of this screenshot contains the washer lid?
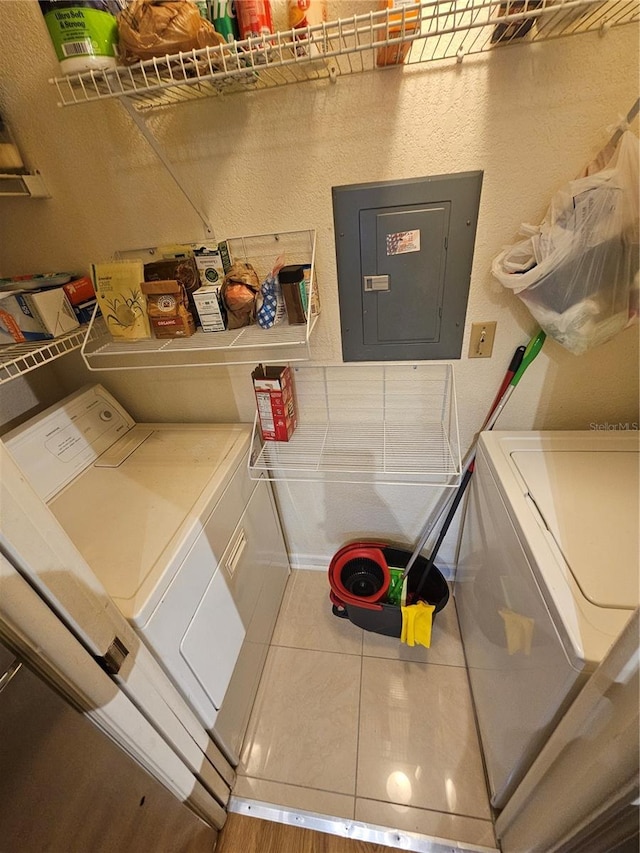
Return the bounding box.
[511,449,639,610]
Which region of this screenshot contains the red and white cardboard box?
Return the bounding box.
[252,364,297,442]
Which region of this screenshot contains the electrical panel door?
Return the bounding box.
[360,202,450,347]
[333,172,483,361]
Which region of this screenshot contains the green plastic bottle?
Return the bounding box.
[39,0,120,75]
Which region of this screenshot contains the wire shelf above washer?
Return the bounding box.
[0,325,91,385]
[50,0,638,111]
[249,363,461,485]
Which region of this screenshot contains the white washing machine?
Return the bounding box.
[3,385,290,763]
[455,430,639,810]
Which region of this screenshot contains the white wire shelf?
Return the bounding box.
[0,325,89,385]
[81,230,318,370]
[249,363,461,485]
[81,315,319,369]
[50,0,638,111]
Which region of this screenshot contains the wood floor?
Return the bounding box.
[216,813,393,853]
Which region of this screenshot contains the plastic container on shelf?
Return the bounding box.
[38,0,119,75]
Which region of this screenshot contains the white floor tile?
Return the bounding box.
[357,657,491,819]
[239,646,360,795]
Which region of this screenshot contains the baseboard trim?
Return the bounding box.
[289,555,456,581]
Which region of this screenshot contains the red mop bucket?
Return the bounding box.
[328,544,449,638]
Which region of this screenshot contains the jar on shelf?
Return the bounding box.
[38,0,120,75]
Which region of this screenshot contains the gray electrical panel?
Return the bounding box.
[332,171,483,361]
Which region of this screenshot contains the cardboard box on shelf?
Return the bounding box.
[193,246,226,287]
[0,287,79,344]
[192,285,227,332]
[72,298,98,325]
[252,364,297,442]
[63,276,95,306]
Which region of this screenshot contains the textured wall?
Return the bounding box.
[1,0,638,569]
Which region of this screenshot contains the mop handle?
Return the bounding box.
[402,331,545,580]
[481,329,546,432]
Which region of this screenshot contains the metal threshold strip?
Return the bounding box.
[228,797,499,853]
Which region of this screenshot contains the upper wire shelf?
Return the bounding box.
[249,363,461,486]
[0,325,91,385]
[50,0,638,111]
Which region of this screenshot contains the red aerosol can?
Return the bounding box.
[236,0,273,37]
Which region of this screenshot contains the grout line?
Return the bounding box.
[267,643,366,661]
[360,652,468,669]
[363,655,466,671]
[236,772,356,802]
[453,602,496,822]
[354,795,495,825]
[236,773,493,828]
[269,639,365,657]
[353,640,365,817]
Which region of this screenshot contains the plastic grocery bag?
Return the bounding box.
[493,130,639,354]
[118,0,225,64]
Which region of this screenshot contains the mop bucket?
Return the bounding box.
[328,542,391,605]
[329,545,449,638]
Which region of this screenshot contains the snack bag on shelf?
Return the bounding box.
[221,262,260,328]
[91,261,151,340]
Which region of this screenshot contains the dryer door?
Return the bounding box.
[180,569,246,710]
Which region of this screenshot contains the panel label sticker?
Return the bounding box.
[386,230,421,255]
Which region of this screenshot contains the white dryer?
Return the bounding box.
[455,430,639,810]
[3,385,290,763]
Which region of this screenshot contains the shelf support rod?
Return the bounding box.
[120,99,215,240]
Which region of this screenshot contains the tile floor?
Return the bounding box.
[235,569,497,850]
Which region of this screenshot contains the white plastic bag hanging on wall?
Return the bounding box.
[493,129,639,355]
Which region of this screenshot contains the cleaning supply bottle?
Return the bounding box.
[38,0,120,75]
